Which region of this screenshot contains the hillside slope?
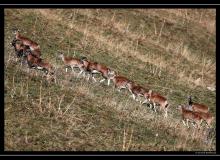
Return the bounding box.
[4,9,216,151]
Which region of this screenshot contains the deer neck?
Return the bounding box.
[15,32,20,39]
[188,99,193,105]
[61,56,65,62]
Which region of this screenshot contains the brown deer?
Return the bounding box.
[80,57,115,85]
[146,90,169,118]
[36,60,55,75]
[109,74,133,92]
[24,50,54,75]
[57,52,85,78]
[188,96,209,113]
[11,39,41,58]
[23,50,43,69]
[195,112,214,128]
[177,105,203,128]
[126,81,148,102]
[13,29,40,51]
[11,39,41,67]
[11,39,30,58]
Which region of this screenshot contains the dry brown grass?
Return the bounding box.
[32,9,216,89]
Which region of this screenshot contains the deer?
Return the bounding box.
[11,39,39,66]
[57,52,85,78]
[27,48,41,58]
[80,57,115,85]
[11,39,41,59]
[36,60,55,75]
[11,39,27,58]
[23,50,43,69]
[23,50,55,76]
[177,105,203,128]
[109,74,133,92]
[143,90,169,118]
[188,96,209,113]
[12,29,40,51]
[196,112,214,128]
[126,81,148,102]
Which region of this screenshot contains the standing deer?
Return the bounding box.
[145,90,169,118]
[13,29,40,51]
[80,57,115,85]
[36,60,55,75]
[177,105,203,128]
[57,52,85,78]
[195,112,214,128]
[188,96,209,113]
[23,50,43,69]
[109,74,133,92]
[23,50,55,76]
[11,39,41,58]
[11,39,27,58]
[11,39,40,67]
[126,81,147,102]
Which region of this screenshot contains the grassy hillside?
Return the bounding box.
[4,9,216,151]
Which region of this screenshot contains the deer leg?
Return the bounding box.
[139,98,143,104]
[182,120,186,126]
[196,122,200,129]
[99,79,106,83]
[82,71,86,77]
[87,74,90,80]
[186,119,190,128]
[128,88,132,94]
[135,95,140,102]
[132,94,136,100]
[192,122,197,128]
[117,86,123,92]
[20,59,23,66]
[71,66,76,73]
[77,69,83,78]
[164,108,168,118]
[149,103,152,109]
[92,77,97,82]
[195,122,200,129]
[198,120,203,129]
[153,103,157,112]
[135,97,140,102]
[206,121,211,129]
[92,74,97,82]
[142,99,148,105]
[107,78,111,86]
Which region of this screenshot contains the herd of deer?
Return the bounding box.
[10,29,214,129]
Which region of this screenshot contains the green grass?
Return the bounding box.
[4,9,216,151]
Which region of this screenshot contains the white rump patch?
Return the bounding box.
[30,47,34,51]
[37,66,44,70]
[92,70,100,74]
